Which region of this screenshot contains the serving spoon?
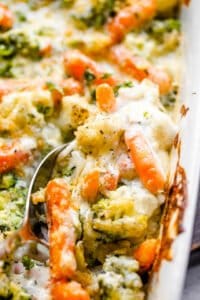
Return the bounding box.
[0,143,67,256]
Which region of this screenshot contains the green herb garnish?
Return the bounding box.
[22,255,35,270]
[114,81,133,96]
[84,70,96,84]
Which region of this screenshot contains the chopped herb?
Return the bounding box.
[101,73,112,79]
[0,224,10,232]
[0,60,14,78]
[46,81,63,94]
[16,11,27,22]
[165,19,181,32]
[36,104,52,116]
[90,89,96,102]
[61,0,75,8]
[63,166,76,177]
[37,27,54,36]
[84,70,96,84]
[143,111,150,119]
[161,86,178,109]
[22,255,35,270]
[113,81,133,96]
[45,81,57,91]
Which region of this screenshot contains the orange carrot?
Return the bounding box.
[96,83,116,113]
[46,178,71,211]
[64,50,117,87]
[102,171,119,191]
[111,45,172,95]
[51,280,90,300]
[147,66,172,95]
[0,3,14,30]
[61,78,83,96]
[81,170,99,202]
[45,78,83,104]
[64,50,100,81]
[133,239,158,270]
[118,153,135,180]
[107,0,156,43]
[94,75,117,87]
[0,143,29,174]
[125,127,165,194]
[46,179,77,280]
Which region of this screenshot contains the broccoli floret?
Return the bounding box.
[0,32,41,60]
[147,18,181,39]
[0,186,27,232]
[0,59,14,77]
[92,197,147,240]
[72,0,117,29]
[0,173,16,189]
[0,274,31,299]
[98,256,144,300]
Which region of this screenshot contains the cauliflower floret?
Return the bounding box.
[108,183,162,217]
[41,124,62,147]
[0,91,46,132]
[57,95,92,132]
[97,256,144,300]
[151,111,177,150]
[0,89,55,133]
[67,30,111,54]
[103,256,139,274]
[32,90,54,117]
[76,114,123,155]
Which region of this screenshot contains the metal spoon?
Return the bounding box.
[1,143,67,256]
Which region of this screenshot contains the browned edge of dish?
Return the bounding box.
[152,105,189,273]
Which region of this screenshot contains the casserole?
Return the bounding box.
[0,1,197,299]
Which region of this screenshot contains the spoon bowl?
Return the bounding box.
[0,143,68,256]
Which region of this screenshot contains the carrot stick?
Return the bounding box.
[46,179,76,280]
[96,83,116,113]
[51,280,90,300]
[81,170,99,202]
[107,0,156,43]
[133,238,158,270]
[111,45,172,95]
[125,127,165,194]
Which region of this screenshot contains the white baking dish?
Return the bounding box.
[148,1,200,299]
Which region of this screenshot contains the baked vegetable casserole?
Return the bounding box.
[0,0,182,299]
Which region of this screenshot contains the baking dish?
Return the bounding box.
[0,1,198,299]
[148,1,200,299]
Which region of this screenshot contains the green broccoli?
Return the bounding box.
[91,198,147,240]
[147,18,181,39]
[97,256,144,300]
[0,32,41,60]
[0,186,27,232]
[0,173,16,189]
[72,0,117,29]
[0,274,31,300]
